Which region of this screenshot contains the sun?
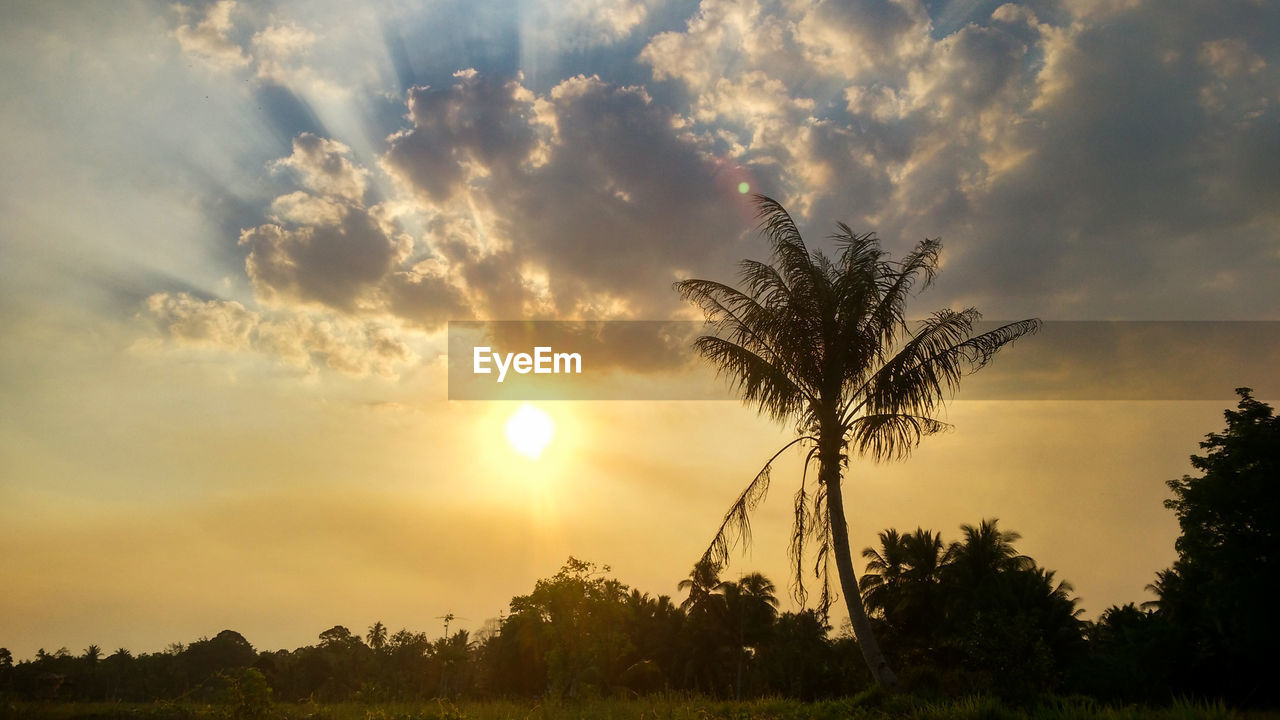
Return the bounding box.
[505,404,555,459]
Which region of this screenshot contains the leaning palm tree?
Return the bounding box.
[675,195,1039,687]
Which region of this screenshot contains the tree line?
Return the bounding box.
[2,389,1275,705]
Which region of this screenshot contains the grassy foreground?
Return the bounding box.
[4,695,1279,720]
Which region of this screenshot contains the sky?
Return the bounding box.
[1,0,1278,659]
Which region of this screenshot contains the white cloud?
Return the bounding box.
[172,0,251,69]
[145,292,419,378]
[146,292,256,350]
[272,133,370,204]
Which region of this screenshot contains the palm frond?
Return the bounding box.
[788,445,820,607]
[854,313,1041,422]
[701,435,815,570]
[810,480,834,620]
[753,196,838,322]
[848,413,952,462]
[675,277,821,403]
[693,335,810,424]
[859,237,943,357]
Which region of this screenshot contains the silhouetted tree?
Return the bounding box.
[492,557,634,698]
[183,631,256,689]
[1076,603,1179,703]
[861,529,911,619]
[944,519,1034,621]
[677,560,734,693]
[722,572,779,698]
[676,194,1039,686]
[366,622,388,653]
[860,520,1083,697]
[862,527,954,661]
[1149,388,1279,704]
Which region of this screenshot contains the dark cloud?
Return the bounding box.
[382,72,759,319]
[644,0,1280,320]
[384,72,541,203]
[240,133,469,329]
[241,209,404,312]
[947,0,1280,318]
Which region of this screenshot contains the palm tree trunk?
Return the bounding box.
[820,448,898,688]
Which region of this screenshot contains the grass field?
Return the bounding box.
[5,695,1277,720]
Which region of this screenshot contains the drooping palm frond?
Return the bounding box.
[691,336,811,425]
[847,413,952,463]
[813,513,834,619]
[788,445,821,607]
[675,278,820,410]
[701,435,816,571]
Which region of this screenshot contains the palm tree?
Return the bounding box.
[860,529,910,618]
[675,195,1039,686]
[727,572,780,699]
[862,528,953,638]
[947,518,1034,587]
[367,621,388,652]
[902,528,953,580]
[737,572,780,624]
[678,558,728,615]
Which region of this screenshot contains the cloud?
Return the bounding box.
[381,71,758,319]
[239,133,470,329]
[383,72,544,205]
[642,0,1280,320]
[172,0,250,70]
[251,22,317,61]
[170,3,349,100]
[240,210,408,313]
[793,0,932,79]
[145,292,256,350]
[272,133,370,205]
[521,0,649,51]
[162,0,1280,385]
[145,292,419,378]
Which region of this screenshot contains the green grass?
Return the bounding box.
[3,696,1276,720]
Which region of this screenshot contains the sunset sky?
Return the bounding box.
[2,0,1278,660]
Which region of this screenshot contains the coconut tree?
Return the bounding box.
[678,558,729,614]
[860,528,911,618]
[946,518,1034,590]
[860,527,955,652]
[675,195,1039,687]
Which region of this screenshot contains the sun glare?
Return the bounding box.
[505,404,555,459]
